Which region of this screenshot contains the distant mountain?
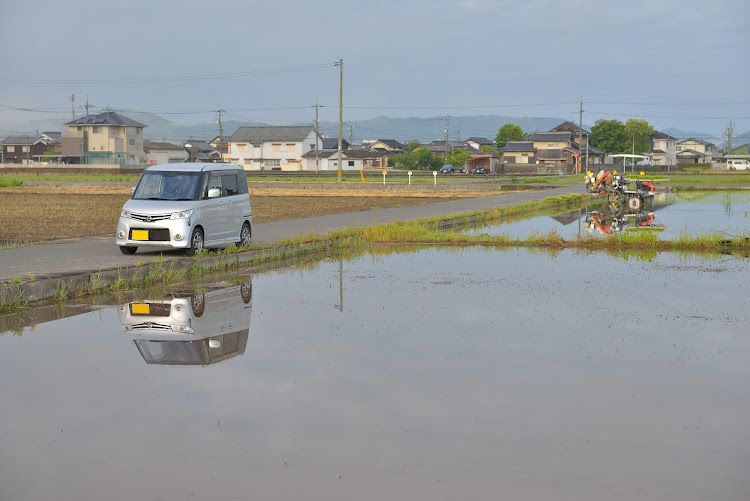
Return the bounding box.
[2,111,727,149]
[662,127,720,143]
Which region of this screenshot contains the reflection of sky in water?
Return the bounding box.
[468,192,750,239]
[1,248,749,500]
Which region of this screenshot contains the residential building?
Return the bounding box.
[228,126,320,171]
[367,139,404,153]
[0,135,51,164]
[183,140,223,163]
[300,150,364,171]
[651,131,677,166]
[144,141,187,165]
[62,111,147,164]
[465,137,495,151]
[676,138,717,164]
[501,141,536,164]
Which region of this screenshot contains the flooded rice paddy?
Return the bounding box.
[1,246,749,500]
[469,191,750,240]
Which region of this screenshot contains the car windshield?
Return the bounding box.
[133,171,203,201]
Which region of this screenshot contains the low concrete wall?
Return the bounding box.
[0,163,146,175]
[499,163,571,175]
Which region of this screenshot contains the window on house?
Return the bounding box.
[22,146,29,152]
[272,144,281,152]
[93,126,102,134]
[348,160,354,167]
[129,139,135,146]
[286,144,296,152]
[7,146,14,152]
[265,159,280,167]
[548,143,555,148]
[310,143,315,150]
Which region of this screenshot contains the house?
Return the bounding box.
[0,135,52,164]
[651,131,677,166]
[367,139,404,153]
[62,111,147,164]
[300,149,364,171]
[676,138,717,164]
[338,148,388,169]
[528,131,575,164]
[183,140,223,163]
[322,137,350,150]
[144,141,187,165]
[501,141,536,164]
[465,137,495,151]
[424,140,478,160]
[228,126,320,171]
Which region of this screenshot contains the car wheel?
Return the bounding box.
[119,246,137,254]
[185,228,204,257]
[237,222,251,248]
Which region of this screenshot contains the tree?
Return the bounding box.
[413,148,441,170]
[495,124,525,149]
[404,139,422,152]
[479,144,497,154]
[590,119,626,154]
[623,118,654,155]
[447,148,472,169]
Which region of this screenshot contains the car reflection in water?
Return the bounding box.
[585,201,663,236]
[119,281,252,367]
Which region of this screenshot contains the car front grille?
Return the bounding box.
[129,228,171,241]
[130,212,172,222]
[128,322,172,331]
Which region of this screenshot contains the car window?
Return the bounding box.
[205,174,223,198]
[222,174,238,196]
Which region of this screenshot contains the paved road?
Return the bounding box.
[0,185,585,281]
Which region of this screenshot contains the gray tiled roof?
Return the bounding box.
[652,131,676,140]
[230,126,316,144]
[466,137,494,145]
[529,131,572,142]
[143,141,184,151]
[65,111,147,128]
[375,139,404,148]
[502,141,535,152]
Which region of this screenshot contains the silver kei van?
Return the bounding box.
[116,163,252,256]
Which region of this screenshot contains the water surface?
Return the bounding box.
[1,248,748,500]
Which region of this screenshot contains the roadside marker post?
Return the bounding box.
[408,171,412,185]
[433,171,437,185]
[382,170,387,185]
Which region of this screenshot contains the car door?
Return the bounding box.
[221,172,243,241]
[202,172,230,244]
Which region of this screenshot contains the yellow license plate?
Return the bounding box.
[132,230,149,240]
[132,303,150,315]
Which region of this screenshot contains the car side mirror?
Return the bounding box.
[130,186,136,195]
[207,188,221,199]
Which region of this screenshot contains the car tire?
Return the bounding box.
[119,246,137,255]
[185,228,204,257]
[237,222,251,248]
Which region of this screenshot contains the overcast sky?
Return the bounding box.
[1,0,748,139]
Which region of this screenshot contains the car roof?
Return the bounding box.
[144,162,242,173]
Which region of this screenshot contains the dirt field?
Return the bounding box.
[0,185,479,242]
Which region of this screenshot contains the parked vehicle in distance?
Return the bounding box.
[116,163,252,256]
[473,165,489,174]
[439,165,455,174]
[459,165,467,173]
[727,159,750,171]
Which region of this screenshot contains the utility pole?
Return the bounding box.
[348,124,354,146]
[71,94,76,120]
[442,117,450,165]
[216,109,225,140]
[82,96,91,116]
[578,99,583,174]
[313,101,324,173]
[724,120,735,154]
[336,58,343,183]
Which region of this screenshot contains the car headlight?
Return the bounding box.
[121,209,131,218]
[170,209,193,220]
